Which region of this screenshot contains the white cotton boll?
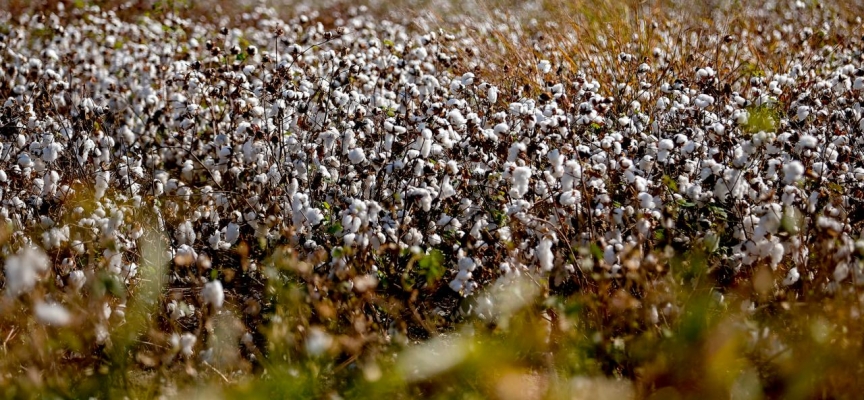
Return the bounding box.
[348,148,366,164]
[487,86,498,104]
[456,269,472,282]
[493,122,509,135]
[180,333,197,357]
[174,220,196,245]
[202,280,225,309]
[34,302,72,326]
[42,142,63,163]
[538,59,552,74]
[509,166,532,199]
[181,160,195,181]
[694,94,714,108]
[855,77,864,91]
[636,219,651,237]
[94,170,111,200]
[603,245,617,266]
[69,270,86,292]
[440,176,456,199]
[305,327,333,356]
[797,106,810,121]
[637,192,655,209]
[782,161,805,184]
[18,153,33,168]
[559,190,581,206]
[537,238,554,271]
[509,102,523,115]
[783,267,800,286]
[225,222,240,245]
[798,134,818,149]
[658,139,674,151]
[4,247,50,297]
[458,257,477,272]
[304,208,324,226]
[769,241,785,268]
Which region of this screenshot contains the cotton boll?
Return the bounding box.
[94,170,111,200]
[798,134,818,149]
[225,222,240,245]
[797,106,810,121]
[487,86,498,104]
[180,333,197,357]
[42,142,63,163]
[782,161,805,184]
[34,302,72,326]
[69,270,86,292]
[202,280,225,309]
[537,238,554,271]
[782,267,800,286]
[509,166,532,199]
[4,247,50,297]
[174,220,196,245]
[538,59,552,74]
[694,94,714,108]
[348,148,366,164]
[440,176,456,199]
[304,208,324,226]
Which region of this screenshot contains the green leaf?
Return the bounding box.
[418,249,446,285]
[662,175,678,193]
[327,223,343,235]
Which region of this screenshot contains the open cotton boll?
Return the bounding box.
[304,208,324,226]
[69,270,87,292]
[694,94,714,108]
[34,302,72,326]
[538,59,552,74]
[783,161,805,184]
[537,238,554,271]
[509,166,532,199]
[4,247,50,297]
[94,170,111,200]
[180,333,197,357]
[202,280,225,309]
[348,148,366,164]
[42,142,63,163]
[487,86,498,104]
[783,267,800,286]
[798,134,818,149]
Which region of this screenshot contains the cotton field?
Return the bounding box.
[1,0,864,397]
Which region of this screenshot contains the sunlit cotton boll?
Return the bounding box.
[4,247,50,297]
[69,270,87,292]
[538,59,552,74]
[348,148,366,164]
[202,280,225,309]
[509,166,532,199]
[537,238,554,271]
[34,302,72,326]
[783,161,805,184]
[694,94,714,108]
